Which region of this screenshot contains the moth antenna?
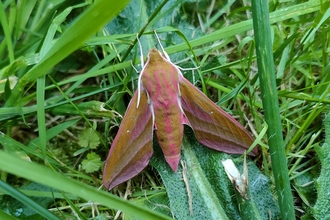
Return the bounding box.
[136,33,144,108]
[154,30,171,61]
[155,30,200,74]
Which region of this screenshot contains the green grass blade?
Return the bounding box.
[164,1,320,54]
[0,151,172,220]
[0,209,19,220]
[0,180,59,220]
[251,0,295,219]
[36,76,47,160]
[0,1,15,62]
[5,0,130,107]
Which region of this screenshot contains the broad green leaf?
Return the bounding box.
[313,113,330,218]
[151,130,280,219]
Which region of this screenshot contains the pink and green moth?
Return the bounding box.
[103,34,258,190]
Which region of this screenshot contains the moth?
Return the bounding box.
[103,34,258,190]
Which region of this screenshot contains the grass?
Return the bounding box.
[0,0,328,219]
